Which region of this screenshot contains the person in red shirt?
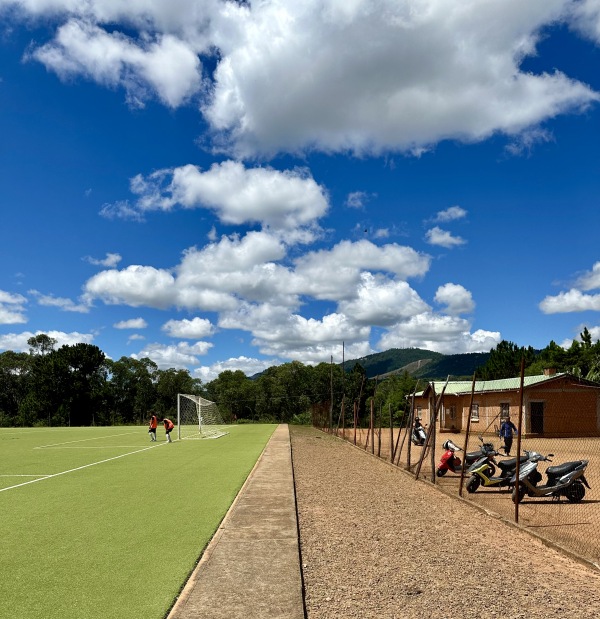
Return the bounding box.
[148,414,158,442]
[163,417,174,443]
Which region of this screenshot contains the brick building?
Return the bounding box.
[413,370,600,438]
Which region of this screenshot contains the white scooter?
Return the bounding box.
[511,451,590,504]
[411,419,427,446]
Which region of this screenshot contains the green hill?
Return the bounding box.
[343,348,490,380]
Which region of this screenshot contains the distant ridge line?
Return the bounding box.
[341,348,490,380]
[375,358,433,379]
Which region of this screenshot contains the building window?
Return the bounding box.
[500,403,510,419]
[470,404,479,422]
[448,405,456,420]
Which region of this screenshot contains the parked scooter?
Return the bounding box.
[411,418,427,446]
[466,451,530,494]
[437,437,497,477]
[511,451,591,504]
[464,437,497,477]
[436,440,463,476]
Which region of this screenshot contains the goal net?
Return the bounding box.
[177,394,229,440]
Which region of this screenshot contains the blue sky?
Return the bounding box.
[1,0,600,381]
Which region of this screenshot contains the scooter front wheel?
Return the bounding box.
[512,484,525,504]
[466,475,480,494]
[436,468,447,477]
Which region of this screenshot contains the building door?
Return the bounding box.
[530,402,544,434]
[442,405,457,430]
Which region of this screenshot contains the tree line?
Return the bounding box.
[1,330,599,428]
[0,334,378,427]
[477,328,600,382]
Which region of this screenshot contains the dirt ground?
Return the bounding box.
[290,425,600,619]
[337,426,600,564]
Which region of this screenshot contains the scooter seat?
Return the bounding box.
[546,460,587,476]
[497,455,528,471]
[466,443,495,460]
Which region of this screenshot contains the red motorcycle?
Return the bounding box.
[436,439,463,476]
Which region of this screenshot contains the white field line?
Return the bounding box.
[0,474,51,478]
[35,431,139,449]
[0,442,166,494]
[0,428,58,435]
[39,445,153,449]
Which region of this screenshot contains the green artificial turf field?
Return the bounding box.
[0,424,277,619]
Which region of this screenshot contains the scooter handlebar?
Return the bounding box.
[520,450,553,463]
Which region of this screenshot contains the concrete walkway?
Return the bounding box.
[168,425,305,619]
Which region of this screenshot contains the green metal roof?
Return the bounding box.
[416,372,575,397]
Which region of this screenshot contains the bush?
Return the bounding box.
[291,412,312,425]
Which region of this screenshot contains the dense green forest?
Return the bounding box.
[0,334,369,427]
[2,330,600,428]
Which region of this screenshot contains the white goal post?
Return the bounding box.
[177,394,229,440]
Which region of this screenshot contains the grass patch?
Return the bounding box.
[0,424,276,619]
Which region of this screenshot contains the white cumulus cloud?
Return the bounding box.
[0,290,28,324]
[162,317,215,338]
[0,330,94,353]
[114,318,148,329]
[425,227,466,248]
[434,283,475,316]
[540,289,600,314]
[29,290,90,313]
[575,261,600,291]
[204,0,599,157]
[432,206,467,223]
[193,355,278,382]
[4,0,597,157]
[132,340,213,369]
[539,261,600,313]
[338,273,430,325]
[85,252,122,268]
[31,19,203,108]
[378,313,501,354]
[129,161,329,234]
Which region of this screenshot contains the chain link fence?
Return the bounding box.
[313,373,600,568]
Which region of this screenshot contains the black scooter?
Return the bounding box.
[511,451,591,504]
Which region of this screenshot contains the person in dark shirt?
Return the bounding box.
[499,416,518,455]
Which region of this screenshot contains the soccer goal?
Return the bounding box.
[177,394,229,440]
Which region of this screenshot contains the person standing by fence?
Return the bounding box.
[499,415,518,456]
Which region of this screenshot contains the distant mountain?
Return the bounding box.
[410,351,490,379]
[342,348,490,380]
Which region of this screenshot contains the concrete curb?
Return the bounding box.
[167,424,304,619]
